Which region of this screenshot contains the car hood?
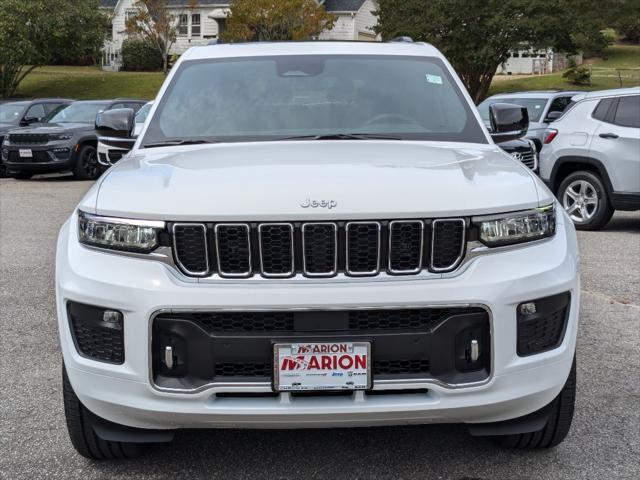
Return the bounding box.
[88,141,546,221]
[9,123,93,134]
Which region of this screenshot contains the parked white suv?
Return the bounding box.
[57,41,580,460]
[540,87,640,230]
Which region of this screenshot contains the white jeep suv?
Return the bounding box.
[56,41,580,459]
[539,87,640,230]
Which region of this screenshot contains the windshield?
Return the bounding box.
[135,102,153,124]
[142,55,487,146]
[47,102,108,124]
[0,103,27,124]
[477,97,548,123]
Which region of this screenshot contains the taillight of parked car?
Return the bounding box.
[544,129,558,144]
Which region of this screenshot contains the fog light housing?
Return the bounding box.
[518,302,537,315]
[67,301,124,364]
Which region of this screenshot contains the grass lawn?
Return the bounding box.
[488,44,640,95]
[12,44,639,101]
[15,66,165,100]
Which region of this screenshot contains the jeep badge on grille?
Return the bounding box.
[300,198,338,209]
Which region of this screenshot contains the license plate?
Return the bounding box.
[19,149,33,158]
[274,342,371,392]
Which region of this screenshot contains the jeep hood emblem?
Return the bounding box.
[301,198,338,209]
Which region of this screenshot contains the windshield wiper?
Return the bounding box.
[144,139,217,148]
[277,133,403,141]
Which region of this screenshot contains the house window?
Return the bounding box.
[178,14,188,36]
[191,14,201,36]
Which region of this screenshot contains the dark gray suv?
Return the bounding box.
[1,99,145,180]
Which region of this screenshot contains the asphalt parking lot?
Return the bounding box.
[1,176,638,480]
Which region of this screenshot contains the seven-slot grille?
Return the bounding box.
[171,220,467,278]
[8,133,49,145]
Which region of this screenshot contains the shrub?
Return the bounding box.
[563,65,591,86]
[121,38,163,72]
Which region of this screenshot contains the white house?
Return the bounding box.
[99,0,380,70]
[496,48,583,75]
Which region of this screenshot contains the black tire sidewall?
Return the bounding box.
[73,145,100,180]
[558,171,613,230]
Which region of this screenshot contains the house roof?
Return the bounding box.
[99,1,368,12]
[323,1,367,12]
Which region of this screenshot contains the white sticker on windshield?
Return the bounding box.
[425,74,443,85]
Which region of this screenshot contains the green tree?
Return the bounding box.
[0,0,108,98]
[221,0,335,42]
[125,0,197,73]
[609,0,640,42]
[374,0,610,102]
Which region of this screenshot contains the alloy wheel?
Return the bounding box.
[562,179,598,223]
[82,149,99,179]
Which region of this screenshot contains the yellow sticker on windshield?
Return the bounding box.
[425,74,443,85]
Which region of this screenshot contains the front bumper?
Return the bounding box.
[57,210,580,430]
[2,143,76,173]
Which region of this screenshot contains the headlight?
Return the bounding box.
[78,211,164,253]
[50,133,73,141]
[476,205,556,247]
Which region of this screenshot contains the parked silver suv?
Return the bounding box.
[539,87,640,230]
[478,90,581,151]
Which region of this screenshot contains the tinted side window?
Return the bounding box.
[127,102,144,112]
[45,102,67,114]
[613,95,640,128]
[548,96,573,113]
[25,103,46,120]
[592,98,616,122]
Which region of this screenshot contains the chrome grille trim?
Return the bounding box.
[345,221,381,277]
[171,223,209,277]
[214,223,252,278]
[301,222,338,277]
[430,218,466,273]
[258,223,295,278]
[388,220,424,274]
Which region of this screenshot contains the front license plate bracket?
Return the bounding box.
[273,341,371,392]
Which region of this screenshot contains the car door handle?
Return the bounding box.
[599,133,619,139]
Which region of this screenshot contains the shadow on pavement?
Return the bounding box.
[86,425,551,479]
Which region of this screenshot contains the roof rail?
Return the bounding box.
[390,36,413,43]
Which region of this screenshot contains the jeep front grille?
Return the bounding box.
[8,133,49,145]
[171,219,467,278]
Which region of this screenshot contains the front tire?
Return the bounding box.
[73,145,101,180]
[493,357,576,449]
[63,366,146,460]
[558,171,613,230]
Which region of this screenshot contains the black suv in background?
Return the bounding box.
[0,98,74,177]
[496,137,538,172]
[1,99,146,180]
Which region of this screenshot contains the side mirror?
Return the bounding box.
[489,103,529,143]
[95,108,135,138]
[20,117,39,126]
[545,111,563,123]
